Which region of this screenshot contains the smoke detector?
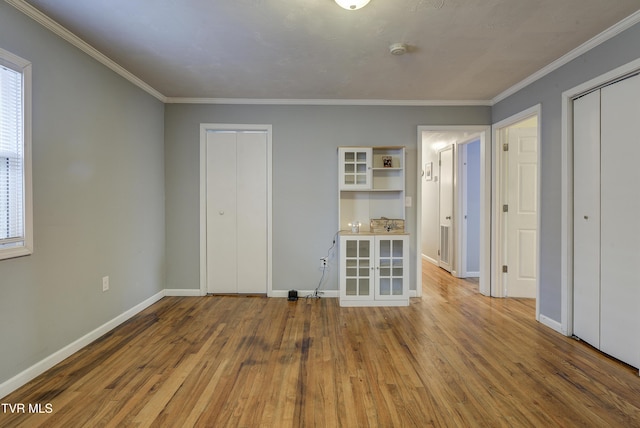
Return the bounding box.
[389,43,408,56]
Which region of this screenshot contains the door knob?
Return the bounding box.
[219,211,224,215]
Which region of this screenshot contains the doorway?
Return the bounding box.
[416,126,491,297]
[492,106,540,303]
[199,124,273,296]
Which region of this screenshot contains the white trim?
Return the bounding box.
[491,105,541,319]
[478,129,491,297]
[0,46,30,68]
[0,290,165,400]
[5,0,166,102]
[0,48,33,261]
[492,10,640,104]
[7,0,640,108]
[560,57,640,337]
[560,93,573,336]
[459,142,469,278]
[164,289,204,297]
[199,124,273,297]
[539,314,563,335]
[421,254,439,266]
[165,97,492,106]
[416,126,491,297]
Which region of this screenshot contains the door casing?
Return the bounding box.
[199,123,273,296]
[561,57,640,338]
[491,105,541,315]
[416,126,491,297]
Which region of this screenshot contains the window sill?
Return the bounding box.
[0,245,33,261]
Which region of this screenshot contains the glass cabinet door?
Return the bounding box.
[339,148,372,190]
[341,236,374,300]
[375,236,408,299]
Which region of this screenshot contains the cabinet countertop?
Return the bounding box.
[339,231,408,236]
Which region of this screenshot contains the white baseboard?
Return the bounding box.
[0,290,165,400]
[539,314,564,335]
[164,289,203,296]
[465,271,480,278]
[421,254,438,265]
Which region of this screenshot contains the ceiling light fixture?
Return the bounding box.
[334,0,370,10]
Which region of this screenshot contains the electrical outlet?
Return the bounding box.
[102,276,109,292]
[320,257,328,268]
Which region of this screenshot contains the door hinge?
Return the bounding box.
[502,265,508,273]
[503,143,509,151]
[437,249,440,256]
[503,204,508,213]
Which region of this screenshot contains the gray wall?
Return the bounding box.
[493,21,640,322]
[164,104,490,293]
[0,3,165,384]
[5,0,639,393]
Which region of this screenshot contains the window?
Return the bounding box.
[0,48,32,260]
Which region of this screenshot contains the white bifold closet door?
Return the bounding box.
[206,131,268,294]
[573,73,640,368]
[573,89,601,349]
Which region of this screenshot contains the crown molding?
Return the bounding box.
[492,9,640,105]
[5,0,167,102]
[165,97,492,106]
[8,0,640,108]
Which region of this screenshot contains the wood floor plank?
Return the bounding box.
[2,262,640,427]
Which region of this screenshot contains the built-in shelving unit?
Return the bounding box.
[338,146,409,307]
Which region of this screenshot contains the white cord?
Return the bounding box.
[306,230,343,299]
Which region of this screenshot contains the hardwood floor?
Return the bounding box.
[2,262,640,427]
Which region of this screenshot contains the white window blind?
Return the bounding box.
[0,57,26,252]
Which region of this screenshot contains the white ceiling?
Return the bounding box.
[13,0,640,101]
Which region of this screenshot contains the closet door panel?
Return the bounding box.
[206,132,238,294]
[236,132,268,294]
[600,74,640,368]
[572,90,601,348]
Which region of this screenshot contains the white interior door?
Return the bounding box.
[505,126,538,298]
[439,146,454,272]
[599,74,640,368]
[236,132,268,294]
[206,130,268,294]
[572,89,601,349]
